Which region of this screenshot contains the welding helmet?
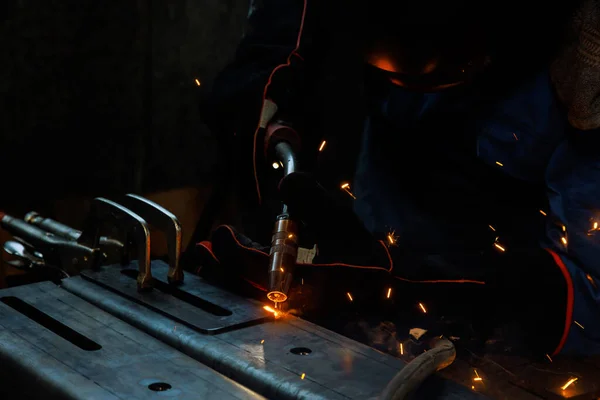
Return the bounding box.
[360,0,576,91]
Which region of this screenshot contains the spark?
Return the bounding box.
[194,78,201,86]
[288,233,294,239]
[347,292,353,301]
[561,237,568,246]
[494,243,506,252]
[562,225,567,232]
[472,386,475,390]
[387,288,392,298]
[340,183,357,199]
[300,373,306,380]
[561,377,578,390]
[488,225,496,232]
[513,133,519,141]
[545,354,553,362]
[319,140,327,152]
[574,320,585,329]
[280,267,284,272]
[272,162,280,169]
[539,210,547,216]
[387,230,398,246]
[473,370,482,382]
[418,302,427,313]
[594,222,599,230]
[586,274,597,289]
[261,339,265,344]
[399,343,404,355]
[496,161,504,167]
[301,278,304,285]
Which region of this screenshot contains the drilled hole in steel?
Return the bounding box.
[148,382,172,392]
[290,347,312,356]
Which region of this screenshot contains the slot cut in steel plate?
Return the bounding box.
[80,261,271,334]
[0,282,263,400]
[64,269,489,400]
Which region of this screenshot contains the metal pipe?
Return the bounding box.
[274,141,297,177]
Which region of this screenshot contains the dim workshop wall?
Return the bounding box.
[0,0,248,208]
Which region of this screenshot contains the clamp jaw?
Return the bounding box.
[2,195,183,292]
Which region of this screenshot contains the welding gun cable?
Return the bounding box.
[380,337,456,400]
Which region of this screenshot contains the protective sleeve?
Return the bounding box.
[542,131,600,355]
[203,0,329,137]
[202,0,331,204]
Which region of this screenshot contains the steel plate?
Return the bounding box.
[0,282,263,400]
[63,271,489,400]
[81,261,270,334]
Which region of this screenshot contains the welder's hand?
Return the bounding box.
[193,225,389,314]
[193,225,320,312]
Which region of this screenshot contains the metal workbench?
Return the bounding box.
[0,261,487,399]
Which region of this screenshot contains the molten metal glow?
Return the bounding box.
[267,291,287,303]
[263,305,280,318]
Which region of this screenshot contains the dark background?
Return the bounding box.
[0,0,252,256]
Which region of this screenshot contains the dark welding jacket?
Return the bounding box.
[206,0,600,356]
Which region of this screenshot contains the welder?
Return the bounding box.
[199,0,600,357]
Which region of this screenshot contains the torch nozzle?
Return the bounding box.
[266,216,298,304]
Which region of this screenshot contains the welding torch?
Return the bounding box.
[265,122,301,306]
